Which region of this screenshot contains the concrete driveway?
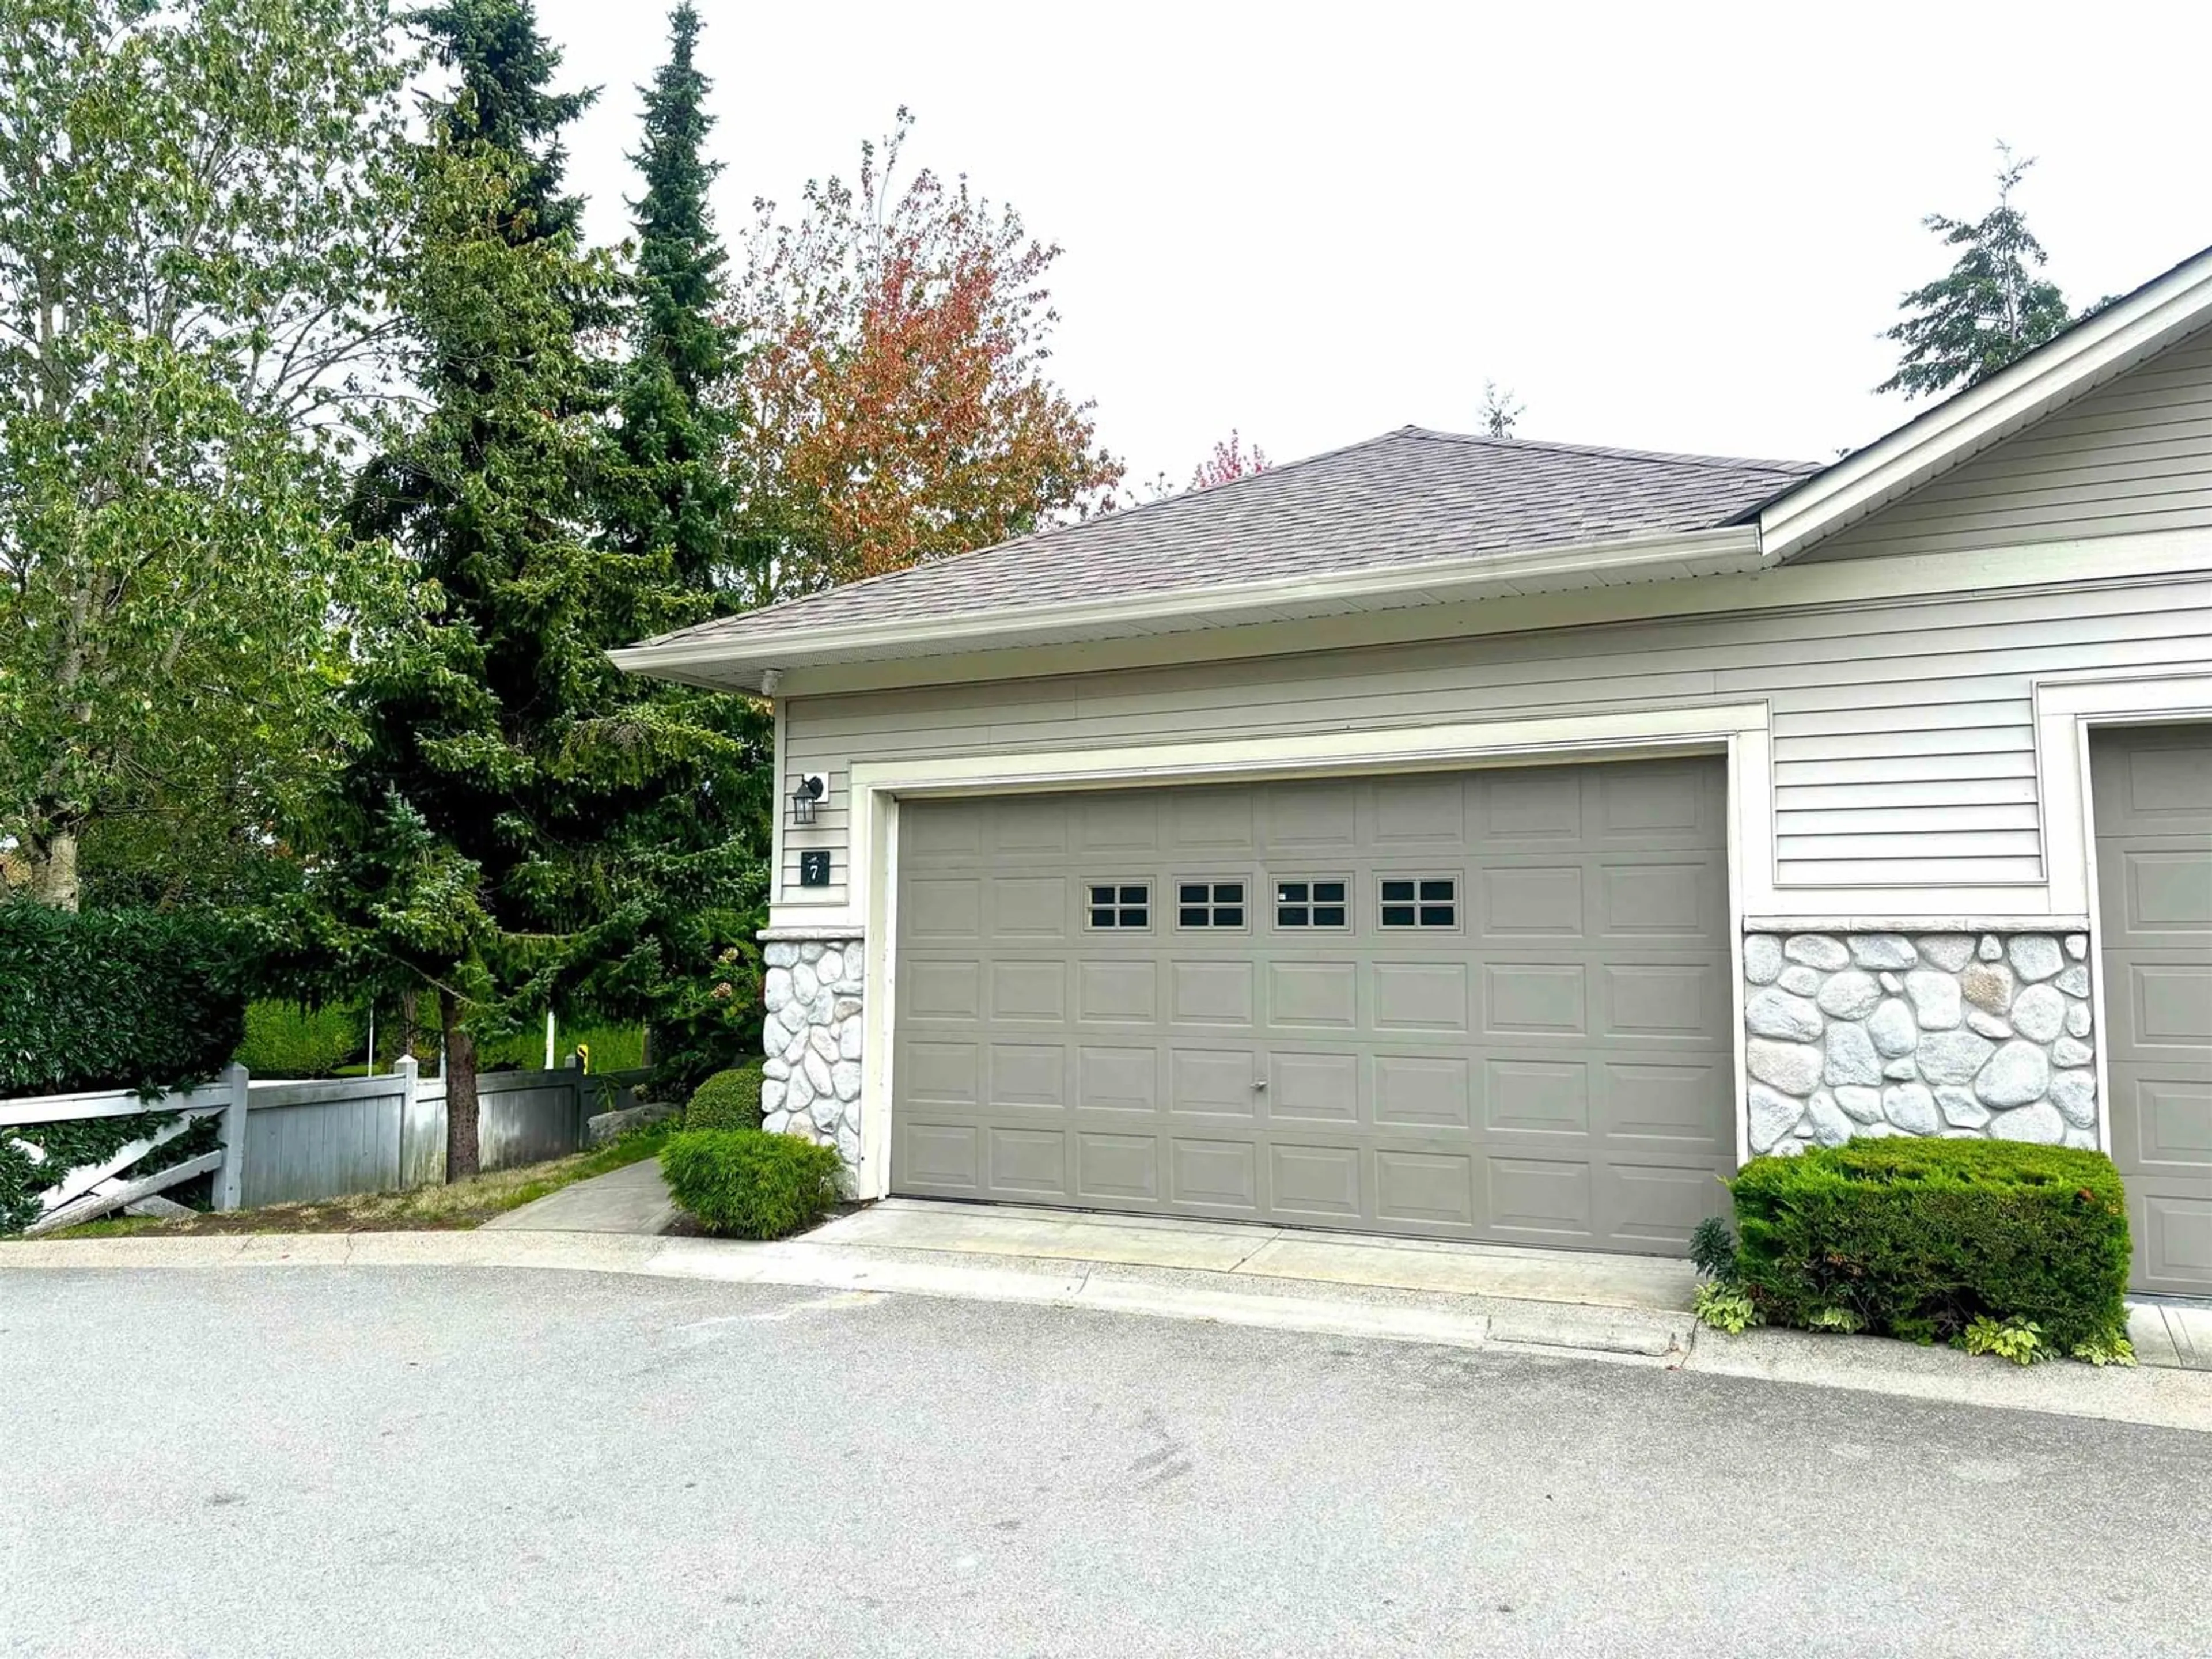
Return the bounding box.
[4,1267,2207,1658]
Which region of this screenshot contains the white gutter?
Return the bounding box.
[611,524,1764,687]
[1759,243,2212,562]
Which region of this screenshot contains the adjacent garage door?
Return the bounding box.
[891,757,1736,1255]
[2093,725,2212,1296]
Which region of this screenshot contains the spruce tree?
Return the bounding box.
[315,0,653,1177]
[594,5,774,1090]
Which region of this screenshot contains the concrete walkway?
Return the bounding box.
[811,1199,1699,1311]
[480,1156,681,1235]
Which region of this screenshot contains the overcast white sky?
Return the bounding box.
[535,0,2212,482]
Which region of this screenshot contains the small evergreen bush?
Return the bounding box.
[0,905,247,1097]
[235,1001,366,1078]
[1730,1137,2131,1353]
[661,1127,843,1239]
[686,1064,764,1131]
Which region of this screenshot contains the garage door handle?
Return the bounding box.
[1252,1079,1268,1090]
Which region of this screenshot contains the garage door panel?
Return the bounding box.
[1600,1161,1722,1248]
[1603,961,1728,1043]
[1267,960,1359,1029]
[1170,959,1255,1025]
[1075,1132,1160,1202]
[1375,1150,1476,1227]
[1077,1045,1159,1111]
[903,961,982,1022]
[987,1043,1067,1109]
[1374,1054,1472,1130]
[1602,1059,1735,1148]
[1270,1142,1363,1221]
[1482,963,1586,1037]
[1171,1138,1259,1209]
[1169,1048,1260,1117]
[1483,1056,1589,1135]
[988,1126,1067,1194]
[896,757,1735,1256]
[2093,725,2212,1295]
[990,876,1069,939]
[1486,1156,1594,1241]
[1267,1050,1361,1123]
[989,960,1067,1023]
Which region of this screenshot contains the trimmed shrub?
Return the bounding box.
[1729,1137,2131,1352]
[685,1065,764,1132]
[0,905,247,1097]
[661,1128,843,1239]
[236,1001,366,1078]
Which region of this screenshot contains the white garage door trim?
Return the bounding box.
[2036,670,2212,1158]
[834,701,1775,1199]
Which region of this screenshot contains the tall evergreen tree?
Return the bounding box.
[1880,145,2074,400]
[311,0,739,1177]
[607,1,741,601]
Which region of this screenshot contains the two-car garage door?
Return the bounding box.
[891,756,1736,1256]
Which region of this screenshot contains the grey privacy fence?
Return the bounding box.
[2,1062,653,1235]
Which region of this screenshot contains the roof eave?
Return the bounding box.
[610,524,1764,693]
[1759,243,2212,562]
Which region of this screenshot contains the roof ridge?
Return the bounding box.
[1400,425,1820,476]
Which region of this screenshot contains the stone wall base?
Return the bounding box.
[1744,930,2096,1155]
[759,937,864,1166]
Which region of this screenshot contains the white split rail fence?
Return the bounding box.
[2,1060,653,1236]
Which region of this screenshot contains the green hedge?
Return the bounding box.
[1730,1138,2132,1351]
[0,906,247,1097]
[685,1065,764,1132]
[661,1128,843,1239]
[236,1001,366,1078]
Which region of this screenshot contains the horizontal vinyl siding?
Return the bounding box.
[781,577,2212,903]
[1808,324,2212,559]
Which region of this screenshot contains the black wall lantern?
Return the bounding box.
[790,772,827,825]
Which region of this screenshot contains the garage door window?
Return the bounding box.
[1086,882,1151,930]
[1176,880,1247,930]
[1379,876,1457,930]
[1274,878,1349,930]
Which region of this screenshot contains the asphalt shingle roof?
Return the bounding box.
[636,425,1821,654]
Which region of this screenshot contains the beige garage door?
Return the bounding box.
[891,757,1736,1255]
[2093,725,2212,1296]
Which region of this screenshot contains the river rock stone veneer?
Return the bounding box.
[1744,931,2097,1156]
[759,938,865,1165]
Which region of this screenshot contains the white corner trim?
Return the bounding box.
[2035,669,2212,914]
[1760,245,2212,560]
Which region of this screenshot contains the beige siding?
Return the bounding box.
[1808,324,2212,560]
[777,576,2212,904]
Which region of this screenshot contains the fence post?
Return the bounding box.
[214,1062,249,1211]
[393,1055,418,1186]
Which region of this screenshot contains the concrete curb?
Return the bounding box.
[7,1230,2209,1433]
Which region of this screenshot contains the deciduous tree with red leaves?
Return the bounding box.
[733,109,1122,602]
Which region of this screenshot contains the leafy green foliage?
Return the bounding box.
[1957,1314,2046,1366]
[1689,1215,1738,1282]
[685,1065,764,1132]
[236,1002,368,1080]
[2070,1332,2138,1368]
[1880,145,2074,400]
[0,0,413,910]
[0,905,246,1096]
[1729,1138,2132,1354]
[0,1110,219,1235]
[1804,1306,1865,1334]
[1692,1282,1762,1335]
[661,1127,843,1239]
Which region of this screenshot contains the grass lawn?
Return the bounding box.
[20,1122,677,1241]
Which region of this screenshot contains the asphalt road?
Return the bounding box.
[2,1267,2206,1658]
